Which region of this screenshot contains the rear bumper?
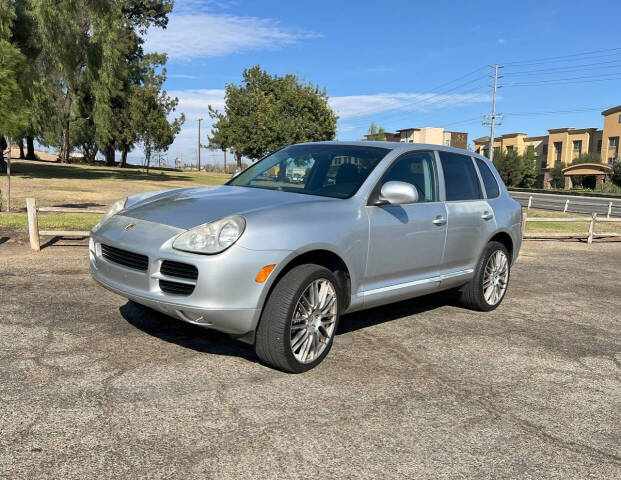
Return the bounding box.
[89,215,292,335]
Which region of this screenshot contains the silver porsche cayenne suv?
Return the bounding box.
[90,142,522,372]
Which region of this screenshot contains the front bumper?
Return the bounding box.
[89,215,291,336]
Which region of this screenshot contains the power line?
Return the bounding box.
[441,116,483,127]
[503,59,621,76]
[505,72,621,87]
[343,73,489,129]
[353,87,491,131]
[503,47,621,66]
[503,107,608,117]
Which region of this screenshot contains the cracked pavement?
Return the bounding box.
[1,233,620,479]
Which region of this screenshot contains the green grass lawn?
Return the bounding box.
[525,208,621,236]
[1,159,228,213]
[0,213,101,230]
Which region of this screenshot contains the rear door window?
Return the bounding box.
[439,152,482,201]
[475,158,500,198]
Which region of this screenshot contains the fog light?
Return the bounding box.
[255,264,276,283]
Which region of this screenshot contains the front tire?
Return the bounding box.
[255,264,341,373]
[459,241,510,311]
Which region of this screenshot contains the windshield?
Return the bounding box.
[227,144,390,199]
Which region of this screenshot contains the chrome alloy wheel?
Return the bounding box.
[483,250,509,305]
[290,279,338,364]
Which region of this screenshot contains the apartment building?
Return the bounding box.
[473,105,621,186]
[365,126,468,149]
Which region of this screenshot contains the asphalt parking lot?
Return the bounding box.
[1,234,620,479]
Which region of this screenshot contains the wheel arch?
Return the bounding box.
[246,247,353,343]
[269,248,352,308]
[487,230,514,262]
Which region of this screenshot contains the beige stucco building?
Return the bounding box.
[396,127,468,149]
[473,105,621,188]
[365,126,467,149]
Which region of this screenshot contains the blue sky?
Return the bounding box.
[136,0,621,166]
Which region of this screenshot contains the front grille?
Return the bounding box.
[101,244,148,271]
[161,260,198,280]
[159,279,195,295]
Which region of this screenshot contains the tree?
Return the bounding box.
[520,145,537,188]
[610,159,621,187]
[549,162,565,189]
[29,0,174,163]
[0,0,29,172]
[132,63,184,174]
[366,122,386,141]
[208,65,338,168]
[493,149,524,187]
[571,152,601,165]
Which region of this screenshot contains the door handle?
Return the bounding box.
[433,216,447,225]
[481,211,494,220]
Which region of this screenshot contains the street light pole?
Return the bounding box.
[197,118,203,172]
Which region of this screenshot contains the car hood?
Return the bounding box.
[121,185,332,230]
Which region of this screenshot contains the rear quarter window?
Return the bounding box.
[475,158,500,198]
[439,151,482,201]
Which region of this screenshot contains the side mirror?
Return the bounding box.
[378,181,418,205]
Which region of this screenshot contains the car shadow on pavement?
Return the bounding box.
[120,290,460,361]
[119,301,257,362]
[337,289,461,335]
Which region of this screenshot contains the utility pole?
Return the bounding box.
[197,118,203,172]
[483,64,503,162]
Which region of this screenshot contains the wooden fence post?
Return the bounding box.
[6,148,10,212]
[587,212,596,245]
[521,210,528,236]
[26,197,40,251]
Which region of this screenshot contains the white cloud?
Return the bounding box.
[168,88,226,120]
[146,13,319,60]
[329,92,491,119]
[497,38,505,44]
[167,73,199,79]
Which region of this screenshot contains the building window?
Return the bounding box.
[618,114,621,123]
[506,146,514,152]
[597,140,602,153]
[572,140,582,156]
[542,144,548,155]
[609,136,619,163]
[554,142,562,164]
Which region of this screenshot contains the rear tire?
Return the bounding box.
[459,241,510,311]
[255,264,341,373]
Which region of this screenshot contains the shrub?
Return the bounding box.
[596,182,621,194]
[612,159,621,187]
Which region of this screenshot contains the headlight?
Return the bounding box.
[93,197,127,230]
[173,216,246,254]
